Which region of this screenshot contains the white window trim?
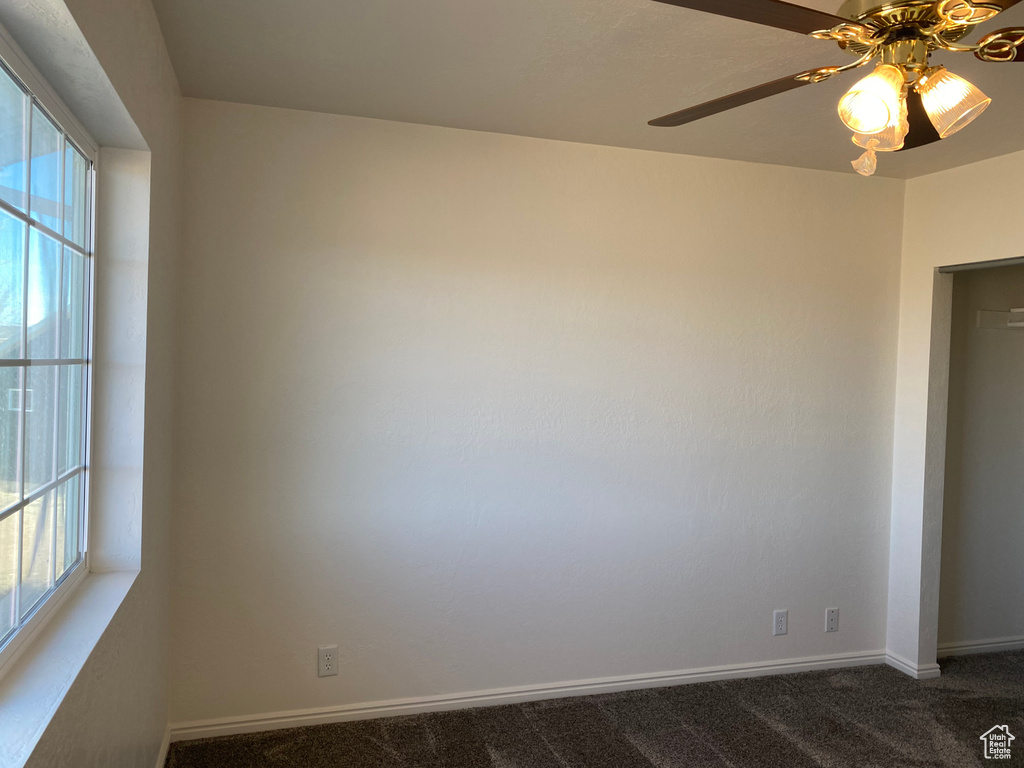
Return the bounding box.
[0,23,98,679]
[0,571,137,768]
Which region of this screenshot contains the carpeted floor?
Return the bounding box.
[166,651,1024,767]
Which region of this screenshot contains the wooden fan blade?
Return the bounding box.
[649,72,817,127]
[897,89,942,151]
[987,0,1023,10]
[651,0,848,35]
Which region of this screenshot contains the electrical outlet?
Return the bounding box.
[773,609,788,636]
[318,644,339,677]
[826,608,839,633]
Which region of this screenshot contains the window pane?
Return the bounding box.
[60,247,84,359]
[64,146,88,248]
[0,54,92,653]
[0,367,21,513]
[57,364,82,475]
[29,106,61,233]
[20,489,53,618]
[0,511,16,639]
[24,365,55,495]
[27,228,59,360]
[55,474,79,580]
[0,209,25,359]
[0,69,27,212]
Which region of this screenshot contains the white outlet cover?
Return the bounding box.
[318,644,339,677]
[826,608,839,633]
[773,610,788,636]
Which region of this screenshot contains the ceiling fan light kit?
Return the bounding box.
[839,63,906,134]
[917,66,992,135]
[648,0,1024,176]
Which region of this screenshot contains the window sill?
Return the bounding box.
[0,570,137,768]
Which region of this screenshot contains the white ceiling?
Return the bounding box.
[150,0,1024,178]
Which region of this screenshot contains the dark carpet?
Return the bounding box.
[166,651,1024,767]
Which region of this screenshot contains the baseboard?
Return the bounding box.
[169,649,886,742]
[938,635,1024,658]
[154,726,170,768]
[885,651,942,680]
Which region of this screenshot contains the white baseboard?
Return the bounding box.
[154,726,170,768]
[885,651,942,680]
[938,635,1024,658]
[169,649,886,742]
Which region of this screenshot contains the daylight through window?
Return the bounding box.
[0,56,92,653]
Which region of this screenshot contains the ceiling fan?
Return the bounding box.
[647,0,1024,175]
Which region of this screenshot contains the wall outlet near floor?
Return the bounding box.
[773,609,788,636]
[318,644,339,677]
[826,608,839,633]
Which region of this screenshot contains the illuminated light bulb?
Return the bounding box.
[917,67,991,138]
[852,92,909,152]
[838,64,906,135]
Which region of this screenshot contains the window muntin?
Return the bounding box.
[0,56,92,651]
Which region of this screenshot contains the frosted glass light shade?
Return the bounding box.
[838,64,905,135]
[918,67,991,138]
[852,92,909,152]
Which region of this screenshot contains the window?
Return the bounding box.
[0,53,94,658]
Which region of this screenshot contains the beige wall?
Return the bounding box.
[171,98,904,724]
[22,0,182,765]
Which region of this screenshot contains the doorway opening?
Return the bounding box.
[936,261,1024,658]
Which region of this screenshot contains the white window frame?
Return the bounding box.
[0,33,98,676]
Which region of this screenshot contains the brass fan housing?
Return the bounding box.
[836,0,979,55]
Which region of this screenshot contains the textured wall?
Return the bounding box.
[22,0,182,766]
[171,98,904,723]
[939,265,1024,646]
[890,147,1024,670]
